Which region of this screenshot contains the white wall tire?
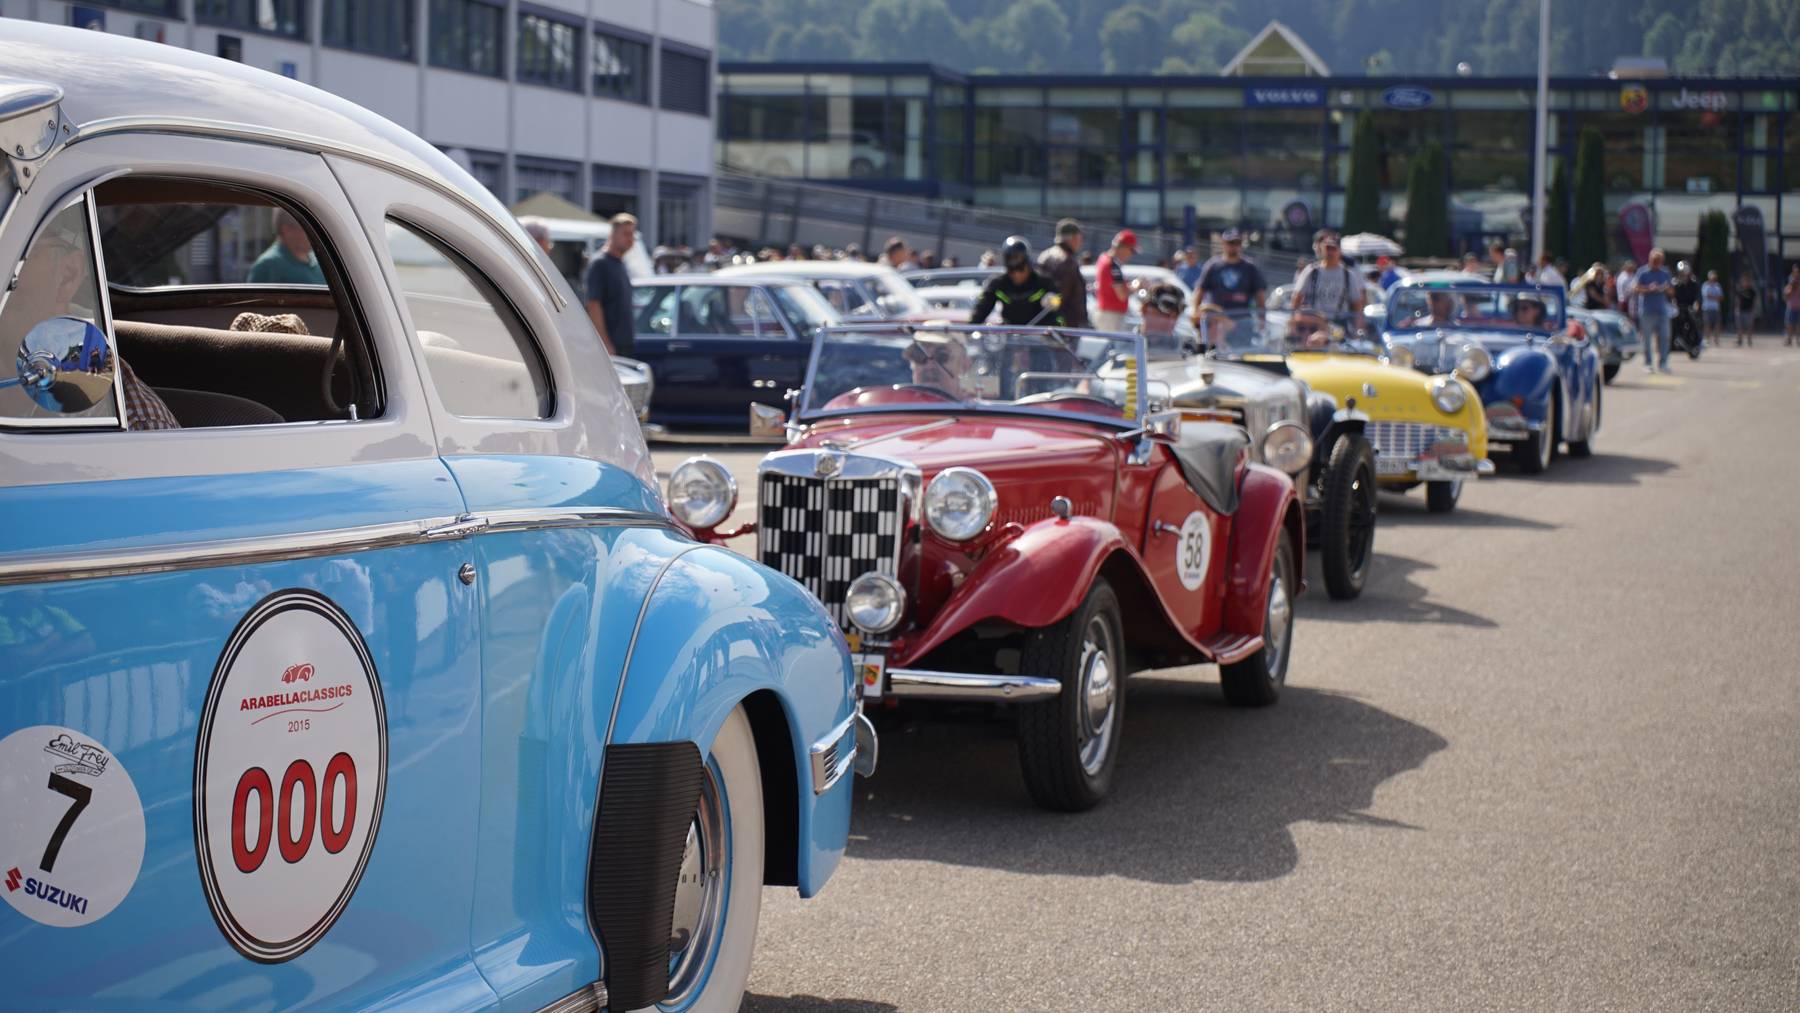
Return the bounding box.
[634,706,765,1013]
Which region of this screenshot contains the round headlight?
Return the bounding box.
[1454,344,1493,383]
[1261,420,1313,476]
[1386,343,1416,369]
[924,467,996,542]
[666,457,737,529]
[1430,377,1467,415]
[845,572,906,634]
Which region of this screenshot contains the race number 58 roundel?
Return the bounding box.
[195,589,387,963]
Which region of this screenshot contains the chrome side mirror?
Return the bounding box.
[748,401,788,439]
[1139,409,1182,444]
[15,316,114,413]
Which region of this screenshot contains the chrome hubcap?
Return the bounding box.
[1076,616,1118,776]
[664,764,726,1008]
[1264,570,1292,681]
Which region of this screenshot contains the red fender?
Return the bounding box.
[891,516,1184,667]
[1221,464,1304,637]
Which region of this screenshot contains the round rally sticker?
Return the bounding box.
[0,724,145,928]
[195,589,387,963]
[1176,511,1213,591]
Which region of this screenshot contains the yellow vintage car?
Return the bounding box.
[1197,308,1492,514]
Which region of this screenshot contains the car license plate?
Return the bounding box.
[853,653,886,699]
[1375,455,1411,477]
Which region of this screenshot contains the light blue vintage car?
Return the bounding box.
[0,23,870,1012]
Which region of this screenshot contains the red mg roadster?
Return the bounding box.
[670,324,1303,811]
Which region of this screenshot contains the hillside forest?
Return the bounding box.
[718,0,1800,78]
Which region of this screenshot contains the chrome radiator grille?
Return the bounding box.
[758,474,903,625]
[1366,421,1468,460]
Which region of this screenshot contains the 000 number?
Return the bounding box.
[230,752,357,873]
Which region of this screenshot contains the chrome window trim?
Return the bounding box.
[67,116,567,310]
[1,190,127,431]
[0,506,676,586]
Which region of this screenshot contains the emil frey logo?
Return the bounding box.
[281,662,315,684]
[43,734,109,778]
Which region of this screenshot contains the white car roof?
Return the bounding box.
[716,261,902,281]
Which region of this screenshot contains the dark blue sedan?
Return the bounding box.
[631,276,842,431]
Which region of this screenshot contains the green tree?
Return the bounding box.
[1098,3,1162,73]
[1570,127,1608,269]
[1343,111,1382,235]
[1403,143,1450,257]
[1543,156,1570,264]
[984,0,1070,73]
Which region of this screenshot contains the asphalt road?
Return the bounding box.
[652,343,1800,1011]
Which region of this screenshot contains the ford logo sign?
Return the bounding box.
[1382,86,1434,110]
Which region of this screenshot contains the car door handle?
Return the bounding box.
[422,515,490,540]
[665,342,692,351]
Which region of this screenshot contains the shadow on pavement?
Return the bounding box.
[1299,551,1497,628]
[1505,451,1676,487]
[1375,495,1557,531]
[848,684,1446,884]
[741,995,900,1012]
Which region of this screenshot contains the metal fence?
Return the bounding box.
[713,169,1307,281]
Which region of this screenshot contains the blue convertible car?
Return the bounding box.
[0,24,870,1013]
[1383,283,1601,473]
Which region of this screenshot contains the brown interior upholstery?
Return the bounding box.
[114,319,352,423]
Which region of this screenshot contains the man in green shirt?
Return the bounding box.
[247,209,326,285]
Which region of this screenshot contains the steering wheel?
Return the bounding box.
[1013,391,1117,409]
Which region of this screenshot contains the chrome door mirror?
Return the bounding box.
[1137,409,1182,444]
[15,316,114,413]
[748,401,788,439]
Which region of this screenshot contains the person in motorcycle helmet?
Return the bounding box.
[1672,260,1702,315]
[971,236,1062,326]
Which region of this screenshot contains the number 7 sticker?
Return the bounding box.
[0,725,145,928]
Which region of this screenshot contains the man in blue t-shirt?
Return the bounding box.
[1634,248,1674,373]
[583,213,637,357]
[1193,228,1267,316]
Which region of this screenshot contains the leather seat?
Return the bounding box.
[1168,421,1249,516]
[114,319,350,422]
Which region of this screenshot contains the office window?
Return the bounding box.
[323,0,416,60]
[515,157,581,204]
[593,29,649,104]
[661,47,711,117]
[591,164,641,218]
[91,0,178,14]
[658,174,705,247]
[430,0,503,77]
[518,10,581,91]
[196,0,307,37]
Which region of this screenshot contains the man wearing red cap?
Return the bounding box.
[1094,229,1137,332]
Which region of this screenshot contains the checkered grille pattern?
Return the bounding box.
[1366,420,1468,460]
[758,474,903,626]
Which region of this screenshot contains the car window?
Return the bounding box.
[87,179,380,427]
[816,279,874,317]
[769,283,839,341]
[0,198,119,427]
[385,218,551,419]
[633,285,676,336]
[731,287,783,337]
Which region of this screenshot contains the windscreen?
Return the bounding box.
[801,326,1144,420]
[1195,308,1376,357]
[1388,286,1567,332]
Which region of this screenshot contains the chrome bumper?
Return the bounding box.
[809,710,878,795]
[886,668,1061,702]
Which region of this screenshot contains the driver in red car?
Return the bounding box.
[903,332,972,398]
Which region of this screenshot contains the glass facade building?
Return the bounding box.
[720,64,1800,258]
